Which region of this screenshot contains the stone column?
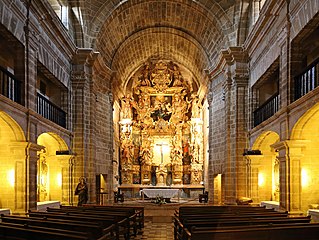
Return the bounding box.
[273,140,307,215]
[221,47,249,204]
[25,142,44,212]
[71,48,98,203]
[244,155,264,202]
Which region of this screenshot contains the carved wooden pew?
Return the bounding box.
[174,206,314,240]
[177,205,278,217]
[81,204,145,229]
[174,215,319,240]
[182,216,311,229]
[0,222,90,240]
[28,211,129,240]
[178,211,289,222]
[1,215,104,239]
[47,206,139,237]
[60,204,144,235]
[189,223,319,240]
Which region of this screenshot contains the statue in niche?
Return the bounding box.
[121,95,134,119]
[170,93,189,124]
[171,149,183,165]
[138,64,151,87]
[134,93,153,127]
[140,147,152,165]
[40,154,48,201]
[171,65,183,87]
[121,138,134,164]
[191,95,202,118]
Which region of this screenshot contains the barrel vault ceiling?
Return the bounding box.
[72,0,248,96]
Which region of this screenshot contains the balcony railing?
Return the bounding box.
[294,59,319,100]
[0,66,22,104]
[253,93,280,127]
[37,93,66,128]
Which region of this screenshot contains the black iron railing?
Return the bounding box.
[253,93,280,127]
[0,66,22,104]
[294,59,319,100]
[37,93,66,128]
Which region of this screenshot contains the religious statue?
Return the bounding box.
[171,64,183,87]
[191,95,202,118]
[121,138,134,164]
[171,149,183,165]
[140,147,152,165]
[138,63,151,87]
[75,177,88,206]
[121,95,134,119]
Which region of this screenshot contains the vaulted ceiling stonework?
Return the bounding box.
[72,0,247,98]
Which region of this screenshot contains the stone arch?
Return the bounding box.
[291,102,319,139]
[0,111,26,211]
[37,132,70,204]
[252,131,280,154]
[290,103,319,211]
[89,0,233,51]
[250,131,280,203]
[0,111,25,142]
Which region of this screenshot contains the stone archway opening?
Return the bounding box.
[291,103,319,211]
[248,131,279,203]
[0,111,26,212]
[37,132,71,205]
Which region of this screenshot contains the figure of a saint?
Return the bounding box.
[75,177,88,206]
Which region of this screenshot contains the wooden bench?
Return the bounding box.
[182,216,311,229]
[48,206,139,237]
[189,223,319,240]
[81,204,145,229]
[28,211,130,240]
[178,212,289,222]
[0,222,90,240]
[1,215,105,239]
[174,205,314,240]
[174,215,319,240]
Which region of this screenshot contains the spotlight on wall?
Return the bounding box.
[258,172,265,187]
[8,169,15,187]
[57,173,62,187]
[301,168,310,187]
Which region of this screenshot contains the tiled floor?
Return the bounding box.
[135,220,174,240]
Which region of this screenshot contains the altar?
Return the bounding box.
[141,188,180,201]
[117,60,204,196]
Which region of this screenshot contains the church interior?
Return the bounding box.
[1,0,319,239]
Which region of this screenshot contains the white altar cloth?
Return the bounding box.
[142,189,179,198]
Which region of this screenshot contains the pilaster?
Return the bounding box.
[272,140,308,215]
[71,48,98,203]
[218,47,249,204]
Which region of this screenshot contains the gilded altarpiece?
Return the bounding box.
[119,60,204,189]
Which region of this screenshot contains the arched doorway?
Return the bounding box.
[291,103,319,212]
[37,132,71,205]
[0,111,26,212]
[249,131,279,203]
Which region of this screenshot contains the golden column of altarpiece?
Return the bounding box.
[119,60,203,188]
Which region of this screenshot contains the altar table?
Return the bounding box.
[141,188,180,201]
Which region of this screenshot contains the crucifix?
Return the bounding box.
[156,143,169,164]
